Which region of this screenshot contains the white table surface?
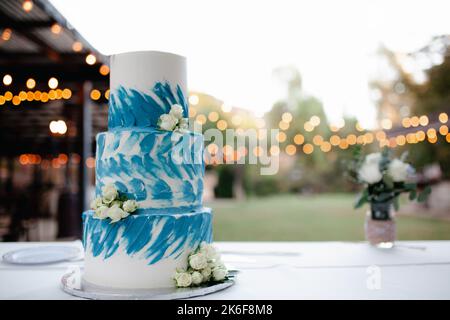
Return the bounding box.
[1,241,450,300]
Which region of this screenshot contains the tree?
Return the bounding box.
[372,36,450,177]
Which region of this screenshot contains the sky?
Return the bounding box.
[51,0,450,127]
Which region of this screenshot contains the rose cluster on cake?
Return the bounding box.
[90,184,138,223]
[173,242,228,288]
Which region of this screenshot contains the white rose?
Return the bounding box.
[94,205,108,219]
[358,162,382,184]
[188,252,208,270]
[358,154,383,184]
[201,266,212,281]
[178,118,189,130]
[107,204,125,223]
[208,258,225,269]
[212,267,227,281]
[90,197,103,209]
[191,271,203,285]
[365,152,382,164]
[174,272,192,288]
[158,114,178,131]
[388,159,410,182]
[102,184,118,204]
[169,104,184,119]
[123,200,138,213]
[121,210,130,219]
[199,242,217,260]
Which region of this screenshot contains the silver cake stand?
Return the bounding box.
[61,269,236,300]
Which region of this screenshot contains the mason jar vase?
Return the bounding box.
[364,201,396,249]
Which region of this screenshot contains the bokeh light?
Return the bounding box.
[293,134,304,145]
[86,53,96,65]
[3,74,12,86]
[48,77,58,89]
[99,64,110,76]
[303,143,314,154]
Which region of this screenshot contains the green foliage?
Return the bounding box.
[214,166,234,198]
[250,176,280,196]
[345,145,364,183]
[376,36,450,178]
[418,186,432,203]
[354,189,368,209]
[347,148,431,210]
[379,147,391,172]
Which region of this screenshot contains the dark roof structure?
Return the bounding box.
[0,0,109,155]
[0,0,110,238]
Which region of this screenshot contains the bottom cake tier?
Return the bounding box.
[82,208,213,289]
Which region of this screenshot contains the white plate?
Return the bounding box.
[61,269,237,300]
[2,246,81,265]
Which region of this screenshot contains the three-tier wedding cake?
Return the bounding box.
[82,51,213,289]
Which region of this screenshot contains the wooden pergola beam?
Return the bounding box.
[0,51,89,66]
[0,19,54,30]
[0,11,60,62]
[0,64,107,83]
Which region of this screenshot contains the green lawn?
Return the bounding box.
[207,194,450,241]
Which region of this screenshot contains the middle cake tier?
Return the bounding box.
[96,128,204,213]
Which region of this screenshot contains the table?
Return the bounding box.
[1,241,450,299]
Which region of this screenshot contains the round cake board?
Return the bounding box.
[60,269,236,300]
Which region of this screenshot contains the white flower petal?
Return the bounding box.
[169,104,184,119]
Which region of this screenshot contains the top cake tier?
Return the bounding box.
[108,51,188,129]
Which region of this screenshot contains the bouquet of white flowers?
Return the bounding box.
[348,147,431,220]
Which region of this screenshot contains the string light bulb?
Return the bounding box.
[320,142,332,152]
[22,0,33,12]
[303,143,314,154]
[269,145,280,156]
[90,89,101,101]
[48,77,58,89]
[208,111,219,122]
[1,29,12,41]
[195,114,207,125]
[62,88,72,99]
[310,115,321,126]
[294,134,304,145]
[50,23,62,35]
[26,78,36,89]
[99,64,110,76]
[419,115,429,126]
[281,112,293,123]
[189,94,199,105]
[304,121,314,132]
[217,119,228,130]
[86,54,96,65]
[72,41,83,52]
[49,120,67,135]
[3,74,12,86]
[285,144,296,156]
[12,96,20,106]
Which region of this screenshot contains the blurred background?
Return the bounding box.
[0,0,449,242]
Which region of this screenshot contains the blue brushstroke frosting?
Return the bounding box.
[108,82,188,129]
[84,77,213,270]
[95,128,204,212]
[83,208,212,264]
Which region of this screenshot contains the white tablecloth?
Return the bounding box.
[1,241,450,299]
